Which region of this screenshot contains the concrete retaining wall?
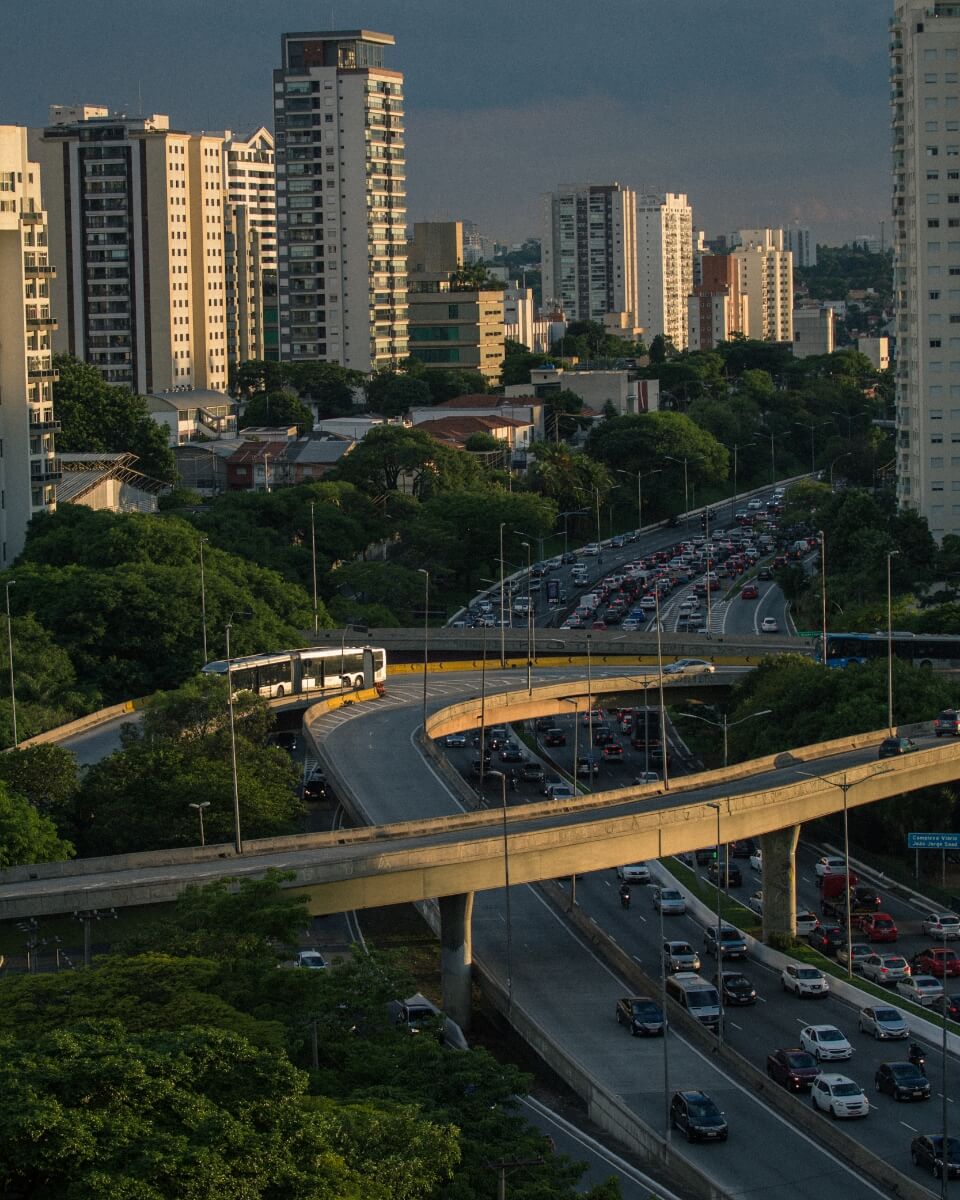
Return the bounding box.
[18,697,147,750]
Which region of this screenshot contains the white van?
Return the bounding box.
[665,972,722,1030]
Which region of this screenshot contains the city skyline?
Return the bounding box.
[5,0,890,247]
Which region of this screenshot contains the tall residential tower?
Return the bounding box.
[636,192,693,350]
[273,30,408,372]
[892,2,960,537]
[31,106,228,394]
[540,184,638,325]
[0,127,59,563]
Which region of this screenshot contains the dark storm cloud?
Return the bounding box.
[5,0,890,244]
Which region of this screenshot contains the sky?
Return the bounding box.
[3,0,891,248]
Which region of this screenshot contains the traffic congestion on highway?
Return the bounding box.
[432,673,960,1192]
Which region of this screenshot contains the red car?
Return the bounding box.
[858,912,898,942]
[913,947,960,978]
[740,584,759,600]
[602,743,624,762]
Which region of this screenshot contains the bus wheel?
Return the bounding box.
[353,676,362,691]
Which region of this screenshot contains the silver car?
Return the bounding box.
[663,940,701,973]
[860,953,911,985]
[921,912,960,939]
[857,1004,909,1040]
[652,887,686,915]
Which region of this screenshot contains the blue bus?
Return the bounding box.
[816,632,960,670]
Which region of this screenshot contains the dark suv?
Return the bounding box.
[669,1090,728,1142]
[544,728,566,747]
[520,762,545,783]
[707,860,742,887]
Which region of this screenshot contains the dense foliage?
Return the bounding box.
[0,875,621,1200]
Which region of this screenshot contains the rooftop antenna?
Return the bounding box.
[137,80,143,118]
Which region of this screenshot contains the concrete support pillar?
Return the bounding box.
[761,824,800,944]
[439,891,474,1031]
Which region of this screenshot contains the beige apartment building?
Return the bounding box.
[636,192,693,350]
[407,276,504,382]
[273,30,408,372]
[732,228,794,344]
[408,221,463,275]
[541,183,638,325]
[892,2,960,537]
[223,128,276,365]
[31,106,228,394]
[0,127,59,563]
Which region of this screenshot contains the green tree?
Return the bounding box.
[334,425,480,499]
[365,371,432,417]
[288,362,362,418]
[0,743,78,826]
[240,389,314,433]
[0,607,94,743]
[53,354,176,481]
[526,442,611,526]
[0,779,73,866]
[421,369,488,404]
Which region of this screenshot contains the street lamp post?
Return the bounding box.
[487,770,514,1015]
[707,801,724,1048]
[617,468,661,534]
[797,768,892,978]
[225,610,251,855]
[198,539,208,664]
[758,428,785,489]
[653,587,669,788]
[658,828,671,1138]
[189,800,210,847]
[4,580,16,748]
[819,530,827,666]
[793,421,830,476]
[309,501,319,635]
[725,442,756,519]
[520,542,533,693]
[418,569,430,732]
[499,523,506,668]
[887,550,900,733]
[664,456,691,520]
[586,633,594,756]
[674,709,773,768]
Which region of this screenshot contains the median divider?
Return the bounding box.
[538,877,933,1200]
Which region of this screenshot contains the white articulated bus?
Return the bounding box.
[202,645,386,699]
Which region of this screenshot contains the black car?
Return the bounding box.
[669,1090,728,1142]
[470,755,493,777]
[757,567,773,580]
[706,861,742,887]
[712,971,757,1005]
[520,762,545,783]
[875,1062,931,1102]
[615,996,664,1037]
[576,754,602,776]
[593,730,616,747]
[807,924,845,956]
[911,1135,960,1179]
[535,717,554,731]
[272,730,298,753]
[544,728,566,747]
[561,552,578,564]
[729,840,754,859]
[851,884,882,913]
[499,744,524,763]
[766,1047,819,1091]
[301,773,327,802]
[878,736,919,759]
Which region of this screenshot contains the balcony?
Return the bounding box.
[29,417,61,432]
[20,211,43,224]
[27,365,58,381]
[31,459,62,483]
[23,259,55,277]
[25,313,57,329]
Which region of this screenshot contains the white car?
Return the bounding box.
[747,497,763,510]
[896,974,944,1007]
[810,1074,869,1119]
[749,848,762,872]
[748,890,763,916]
[814,855,847,878]
[663,658,716,675]
[782,964,829,997]
[796,910,820,936]
[800,1024,853,1061]
[621,619,641,632]
[617,863,651,884]
[921,912,960,939]
[639,595,657,610]
[761,617,779,633]
[294,950,328,970]
[583,543,600,556]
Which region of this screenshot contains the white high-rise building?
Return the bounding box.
[540,183,638,325]
[222,128,276,365]
[732,228,794,344]
[0,126,59,563]
[273,30,408,372]
[891,2,960,537]
[31,106,228,394]
[636,192,693,350]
